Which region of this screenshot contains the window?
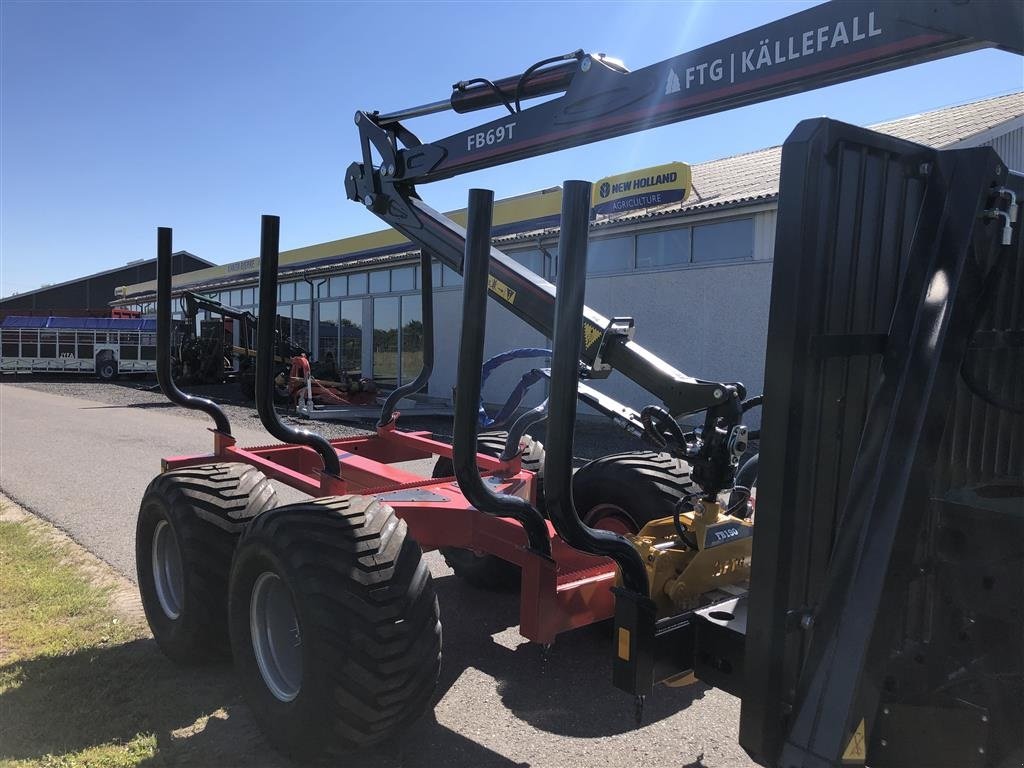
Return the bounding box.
[369,271,390,294]
[58,332,75,358]
[120,332,139,360]
[511,248,544,276]
[442,265,463,287]
[292,304,311,353]
[329,276,347,297]
[348,273,368,295]
[401,295,423,386]
[692,218,754,263]
[295,282,312,301]
[40,331,56,358]
[431,261,442,288]
[318,302,339,364]
[339,299,362,374]
[277,308,292,342]
[230,289,242,307]
[373,297,400,387]
[637,228,691,269]
[587,236,634,275]
[1,330,18,357]
[140,333,156,360]
[279,282,295,302]
[391,266,415,292]
[22,331,38,357]
[242,287,255,305]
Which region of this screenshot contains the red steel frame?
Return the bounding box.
[163,418,617,644]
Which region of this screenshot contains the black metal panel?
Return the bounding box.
[739,117,1019,766]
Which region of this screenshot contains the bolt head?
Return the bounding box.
[354,112,362,124]
[364,194,375,208]
[978,747,985,755]
[580,57,592,72]
[882,706,890,715]
[387,163,396,176]
[981,714,988,723]
[800,613,814,630]
[880,739,888,748]
[713,388,723,399]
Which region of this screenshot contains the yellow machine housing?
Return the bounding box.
[631,499,752,616]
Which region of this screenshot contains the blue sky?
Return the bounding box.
[2,0,1021,298]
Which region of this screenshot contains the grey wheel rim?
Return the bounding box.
[250,571,302,702]
[152,519,185,620]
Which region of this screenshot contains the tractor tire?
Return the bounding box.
[136,463,278,664]
[571,451,693,535]
[228,496,441,760]
[96,354,118,382]
[431,431,544,591]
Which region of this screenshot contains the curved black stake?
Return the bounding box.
[452,189,551,558]
[377,249,435,427]
[255,215,341,478]
[542,180,649,596]
[156,227,231,435]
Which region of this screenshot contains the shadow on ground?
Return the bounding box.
[0,569,708,767]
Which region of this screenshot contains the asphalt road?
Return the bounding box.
[0,383,758,768]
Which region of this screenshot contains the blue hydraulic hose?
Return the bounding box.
[479,348,552,428]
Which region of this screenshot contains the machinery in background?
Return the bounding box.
[0,314,156,378]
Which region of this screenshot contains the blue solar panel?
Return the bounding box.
[1,316,156,331]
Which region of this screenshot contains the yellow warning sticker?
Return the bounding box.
[487,275,517,305]
[617,627,631,661]
[842,718,867,763]
[583,323,602,350]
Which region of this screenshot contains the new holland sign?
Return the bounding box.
[592,162,692,216]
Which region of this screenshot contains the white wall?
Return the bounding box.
[423,208,778,429]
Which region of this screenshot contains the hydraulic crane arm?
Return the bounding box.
[346,0,1023,418]
[181,290,257,327]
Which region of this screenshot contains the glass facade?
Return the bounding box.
[372,296,400,388]
[400,294,423,386]
[586,216,754,275]
[339,300,362,374]
[144,213,755,392]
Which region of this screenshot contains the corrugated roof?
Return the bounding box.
[868,92,1024,148]
[597,91,1024,226]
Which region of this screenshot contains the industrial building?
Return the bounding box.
[1,251,212,320]
[114,92,1024,417]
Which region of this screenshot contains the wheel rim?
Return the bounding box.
[151,519,185,620]
[250,571,302,702]
[585,503,637,535]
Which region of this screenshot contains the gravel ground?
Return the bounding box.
[5,374,650,460]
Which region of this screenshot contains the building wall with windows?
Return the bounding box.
[116,93,1023,424]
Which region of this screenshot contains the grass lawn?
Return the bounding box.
[0,508,274,768]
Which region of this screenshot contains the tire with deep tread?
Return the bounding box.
[432,431,544,591]
[572,451,693,533]
[96,353,118,381]
[136,463,278,664]
[227,495,441,760]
